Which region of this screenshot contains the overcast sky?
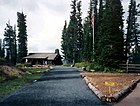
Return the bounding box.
[0,0,139,53]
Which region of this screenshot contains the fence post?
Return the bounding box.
[126,59,129,72]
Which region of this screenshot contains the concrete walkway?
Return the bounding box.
[114,83,140,106]
[0,66,110,106]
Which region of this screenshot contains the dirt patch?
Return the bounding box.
[81,72,140,97]
[0,65,27,78]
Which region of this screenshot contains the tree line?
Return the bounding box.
[61,0,140,68]
[0,12,28,65]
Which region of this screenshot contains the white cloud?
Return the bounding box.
[0,0,139,54]
[0,0,89,54]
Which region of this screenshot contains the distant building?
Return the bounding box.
[23,49,62,65]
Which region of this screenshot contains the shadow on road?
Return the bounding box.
[37,68,81,82]
[37,76,81,82]
[45,70,80,75]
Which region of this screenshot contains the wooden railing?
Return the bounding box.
[120,64,140,72]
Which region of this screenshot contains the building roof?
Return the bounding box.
[24,53,57,60]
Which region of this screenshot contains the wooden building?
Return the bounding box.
[23,52,62,65]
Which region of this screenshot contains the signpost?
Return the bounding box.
[105,81,116,96]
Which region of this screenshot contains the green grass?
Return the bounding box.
[21,67,49,74]
[0,76,6,82]
[0,67,51,100]
[62,64,72,67]
[0,72,43,100]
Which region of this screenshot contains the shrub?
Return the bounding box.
[102,67,126,73]
[0,58,11,65]
[75,61,126,73]
[115,69,126,73]
[0,58,6,63]
[75,62,89,68]
[89,63,105,72]
[16,63,25,67]
[88,62,126,73]
[24,63,32,67]
[16,63,32,67]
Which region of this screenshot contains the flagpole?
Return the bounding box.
[91,0,94,54]
[92,11,94,53]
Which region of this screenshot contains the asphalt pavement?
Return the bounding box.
[114,82,140,106]
[0,66,110,106]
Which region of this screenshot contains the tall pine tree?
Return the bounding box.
[76,0,83,62]
[66,0,78,63]
[95,0,105,62]
[13,25,17,65]
[17,12,28,63]
[96,0,124,67]
[61,0,84,63]
[83,17,92,61]
[125,0,140,63]
[83,0,95,62]
[61,21,68,60]
[3,21,17,64]
[0,39,3,58]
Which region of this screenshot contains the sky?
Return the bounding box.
[0,0,139,54]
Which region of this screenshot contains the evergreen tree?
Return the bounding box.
[3,21,16,64]
[0,39,3,58]
[61,21,68,60]
[83,0,94,61]
[125,0,140,63]
[94,0,105,62]
[131,1,140,63]
[96,0,124,67]
[93,0,98,44]
[17,12,28,63]
[76,0,83,62]
[1,39,5,58]
[125,0,135,61]
[61,0,84,63]
[83,17,92,61]
[66,0,78,63]
[0,47,5,58]
[12,25,17,65]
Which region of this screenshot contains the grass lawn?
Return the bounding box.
[21,67,50,74]
[0,67,48,100]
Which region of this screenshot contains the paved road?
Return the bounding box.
[0,66,110,106]
[114,83,140,106]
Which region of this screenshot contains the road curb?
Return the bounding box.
[110,79,140,102]
[81,74,106,102]
[81,74,140,103]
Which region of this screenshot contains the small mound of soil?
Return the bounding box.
[0,65,27,78]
